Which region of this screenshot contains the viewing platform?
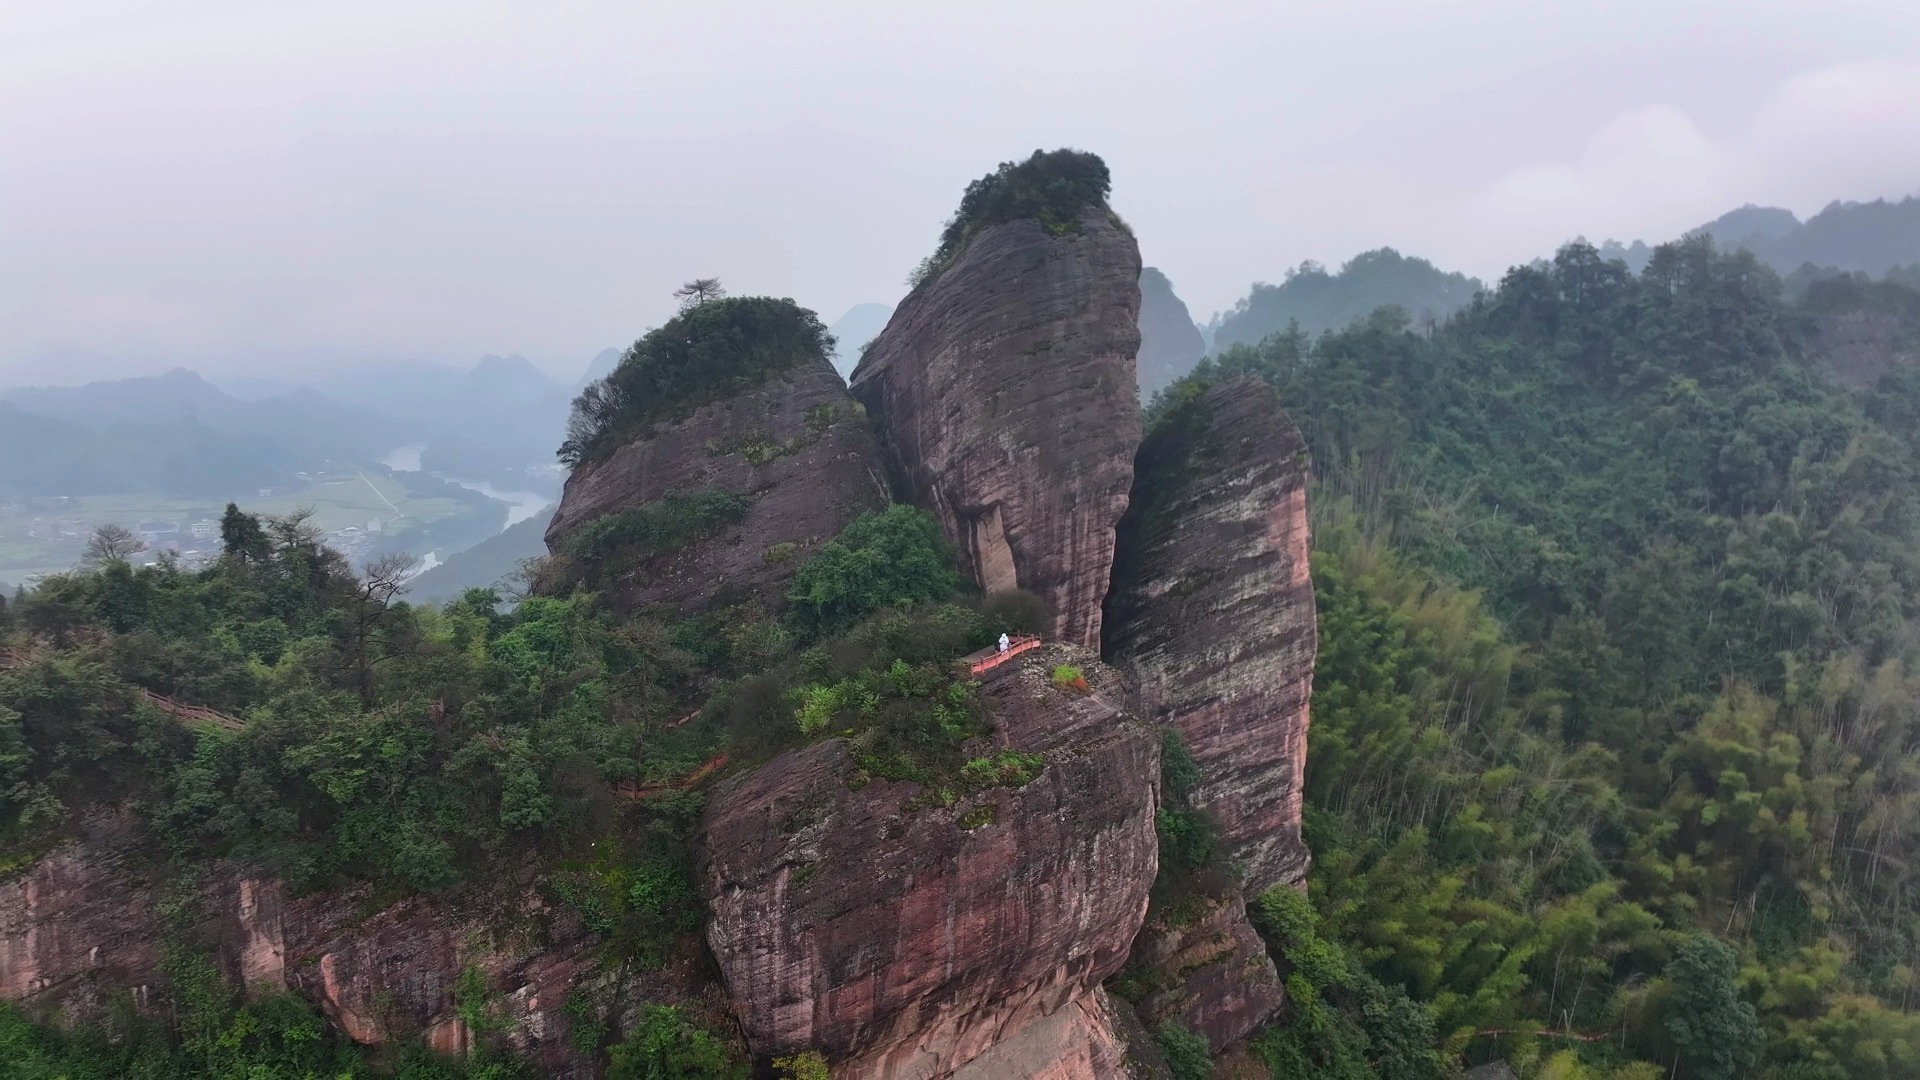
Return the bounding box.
[961,635,1041,677]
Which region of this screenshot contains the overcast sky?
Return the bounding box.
[4,1,1919,385]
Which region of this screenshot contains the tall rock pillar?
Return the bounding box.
[1104,375,1317,895]
[850,205,1142,648]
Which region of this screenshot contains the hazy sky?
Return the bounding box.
[4,1,1919,384]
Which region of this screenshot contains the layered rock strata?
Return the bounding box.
[545,354,889,614]
[697,644,1158,1077]
[849,209,1143,647]
[1120,888,1285,1052]
[1104,375,1316,895]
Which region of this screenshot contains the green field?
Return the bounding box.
[0,471,477,583]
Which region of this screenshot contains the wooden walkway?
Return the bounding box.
[960,635,1042,677]
[615,753,728,802]
[0,644,245,732]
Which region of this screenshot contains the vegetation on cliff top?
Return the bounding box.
[1163,240,1920,1077]
[559,294,834,468]
[909,148,1113,287]
[0,490,1040,1072]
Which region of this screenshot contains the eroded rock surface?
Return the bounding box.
[1104,375,1316,894]
[545,354,889,614]
[0,812,705,1078]
[1119,888,1284,1052]
[697,645,1158,1077]
[849,209,1143,647]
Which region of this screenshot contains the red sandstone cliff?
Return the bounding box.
[545,354,888,614]
[697,645,1158,1077]
[848,209,1143,648]
[0,812,721,1076]
[1104,375,1317,896]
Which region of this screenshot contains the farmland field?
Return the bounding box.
[0,469,488,585]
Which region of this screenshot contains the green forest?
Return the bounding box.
[1170,236,1920,1078]
[8,232,1920,1078]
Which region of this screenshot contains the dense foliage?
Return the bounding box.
[560,296,834,467]
[0,496,1031,1072]
[911,148,1112,286]
[1173,239,1920,1076]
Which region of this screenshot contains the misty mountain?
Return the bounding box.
[0,401,294,498]
[828,303,893,378]
[2,368,405,466]
[574,347,622,390]
[407,505,554,603]
[460,353,562,408]
[1137,267,1205,398]
[1211,248,1485,353]
[1602,196,1920,278]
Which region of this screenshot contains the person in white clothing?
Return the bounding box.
[998,632,1010,653]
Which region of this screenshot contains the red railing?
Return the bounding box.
[3,643,244,731]
[615,753,729,802]
[963,635,1042,677]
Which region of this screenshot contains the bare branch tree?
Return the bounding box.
[83,524,145,568]
[673,278,725,310]
[350,551,419,706]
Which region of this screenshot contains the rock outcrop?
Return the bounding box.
[545,354,888,614]
[1104,375,1316,895]
[1137,267,1206,400]
[697,644,1158,1077]
[1118,888,1285,1052]
[0,812,712,1077]
[849,208,1143,648]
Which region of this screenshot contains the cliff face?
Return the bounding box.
[0,813,706,1077]
[697,645,1158,1077]
[1137,267,1206,400]
[545,354,888,614]
[849,209,1143,647]
[1104,375,1316,895]
[1119,889,1285,1052]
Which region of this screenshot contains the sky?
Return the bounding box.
[3,0,1919,385]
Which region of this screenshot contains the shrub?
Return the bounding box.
[786,506,965,636]
[562,297,833,467]
[1153,1019,1213,1080]
[1051,664,1089,692]
[915,149,1113,285]
[774,1051,832,1080]
[607,1005,744,1080]
[563,490,749,563]
[978,589,1051,636]
[958,750,1045,788]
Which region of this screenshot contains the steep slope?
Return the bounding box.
[698,644,1158,1077]
[850,151,1142,647]
[1137,267,1206,400]
[547,299,889,616]
[1104,375,1316,895]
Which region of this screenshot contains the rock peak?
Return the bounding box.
[852,188,1142,646]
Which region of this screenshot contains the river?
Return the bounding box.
[380,445,552,579]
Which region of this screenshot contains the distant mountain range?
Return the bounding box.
[1601,197,1920,280]
[0,347,621,502]
[828,304,894,378]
